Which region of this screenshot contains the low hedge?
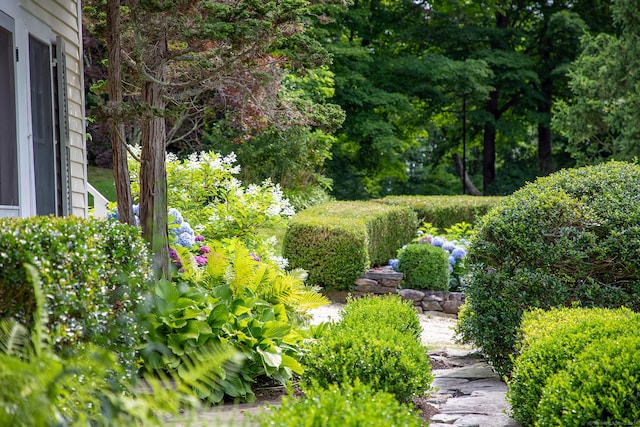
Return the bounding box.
[254,380,424,427]
[455,161,640,377]
[397,243,450,291]
[339,295,422,340]
[375,195,503,229]
[283,201,417,290]
[508,307,640,426]
[536,335,640,426]
[302,297,432,402]
[0,216,151,375]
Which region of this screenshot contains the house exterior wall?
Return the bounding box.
[0,0,87,218]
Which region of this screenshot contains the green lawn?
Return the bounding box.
[88,166,116,202]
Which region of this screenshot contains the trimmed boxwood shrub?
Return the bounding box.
[456,161,640,377]
[508,307,640,426]
[254,380,424,427]
[302,297,432,402]
[535,336,640,426]
[397,243,449,291]
[0,216,151,375]
[283,201,417,290]
[375,195,503,229]
[303,325,433,402]
[340,295,422,340]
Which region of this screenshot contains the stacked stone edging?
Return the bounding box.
[353,267,464,315]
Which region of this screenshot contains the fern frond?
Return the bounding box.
[0,320,30,357]
[24,263,49,357]
[176,343,244,403]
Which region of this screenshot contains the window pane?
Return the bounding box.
[29,35,56,215]
[0,25,18,207]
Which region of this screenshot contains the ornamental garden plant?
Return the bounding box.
[456,161,640,377]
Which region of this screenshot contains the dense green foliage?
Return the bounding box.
[508,307,640,426]
[254,380,424,427]
[302,297,432,402]
[127,149,296,254]
[397,244,450,291]
[536,335,640,426]
[143,239,327,403]
[283,201,417,290]
[554,0,640,165]
[0,265,233,426]
[456,161,640,377]
[339,295,422,340]
[0,216,150,376]
[376,195,503,229]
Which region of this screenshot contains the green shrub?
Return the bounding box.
[283,201,417,290]
[0,216,150,376]
[302,297,433,403]
[536,335,640,426]
[340,295,422,340]
[0,265,226,427]
[143,239,328,403]
[376,195,503,229]
[254,380,424,427]
[508,307,640,426]
[456,161,640,377]
[397,243,449,291]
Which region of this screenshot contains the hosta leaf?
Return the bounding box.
[262,321,291,340]
[167,334,186,356]
[179,320,204,340]
[282,329,304,345]
[281,354,304,374]
[208,303,229,329]
[155,278,180,302]
[257,347,282,368]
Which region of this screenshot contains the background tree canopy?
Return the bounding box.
[84,0,626,203]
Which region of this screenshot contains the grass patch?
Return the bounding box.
[88,166,116,202]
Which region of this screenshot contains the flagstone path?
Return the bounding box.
[169,305,521,426]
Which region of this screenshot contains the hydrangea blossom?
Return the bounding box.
[431,236,445,247]
[442,241,456,251]
[177,232,195,248]
[452,247,467,259]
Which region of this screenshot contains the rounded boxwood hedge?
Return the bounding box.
[455,161,640,377]
[536,335,640,426]
[340,295,422,340]
[508,307,640,426]
[398,243,449,291]
[254,380,424,427]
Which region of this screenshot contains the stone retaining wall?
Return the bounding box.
[353,266,464,315]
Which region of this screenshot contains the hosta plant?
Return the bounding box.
[143,239,328,403]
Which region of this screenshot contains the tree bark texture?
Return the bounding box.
[453,153,482,196]
[483,90,499,194]
[139,29,169,278]
[538,77,553,176]
[107,0,135,225]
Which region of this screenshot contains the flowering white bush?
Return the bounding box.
[128,148,295,253]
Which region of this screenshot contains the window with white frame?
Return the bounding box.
[0,11,19,212]
[0,5,70,217]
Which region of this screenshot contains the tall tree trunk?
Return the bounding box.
[140,29,169,278]
[483,90,499,194]
[538,78,553,175]
[453,153,482,196]
[107,0,135,225]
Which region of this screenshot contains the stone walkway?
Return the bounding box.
[427,349,520,427]
[169,308,521,426]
